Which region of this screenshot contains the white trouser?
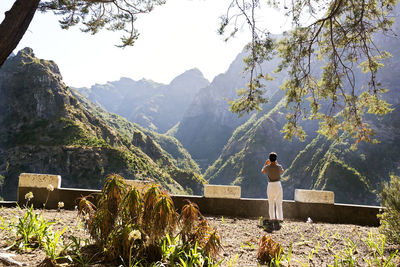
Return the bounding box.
[267,181,283,220]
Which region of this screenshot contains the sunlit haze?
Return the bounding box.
[0,0,290,87]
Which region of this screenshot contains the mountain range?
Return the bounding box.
[1,21,400,205]
[0,48,205,200]
[76,68,209,133]
[73,30,400,205]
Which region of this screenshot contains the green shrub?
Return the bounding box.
[160,234,222,267]
[3,206,55,252]
[43,226,69,262]
[379,175,400,244]
[362,231,399,266]
[78,174,222,265]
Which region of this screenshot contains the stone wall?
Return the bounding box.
[3,173,384,226]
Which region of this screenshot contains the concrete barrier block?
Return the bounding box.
[295,189,334,204]
[18,173,61,189]
[204,185,241,199]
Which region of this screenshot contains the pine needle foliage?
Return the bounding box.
[38,0,166,48]
[220,0,398,145]
[78,174,222,265]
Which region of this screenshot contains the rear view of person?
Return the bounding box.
[261,152,284,232]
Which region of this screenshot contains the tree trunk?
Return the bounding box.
[0,0,40,67]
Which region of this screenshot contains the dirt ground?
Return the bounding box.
[0,207,399,266]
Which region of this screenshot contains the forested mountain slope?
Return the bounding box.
[204,90,319,198]
[0,48,205,200]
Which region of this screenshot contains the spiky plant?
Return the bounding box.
[96,174,127,246]
[257,235,282,265]
[142,184,161,234]
[77,196,96,216]
[180,200,202,243]
[77,174,129,259]
[78,175,222,265]
[101,174,127,218]
[180,203,222,258]
[122,187,143,225]
[194,219,212,245]
[77,196,97,239]
[203,229,222,258]
[151,192,177,242]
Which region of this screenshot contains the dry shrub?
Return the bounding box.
[257,235,282,264]
[77,196,97,239]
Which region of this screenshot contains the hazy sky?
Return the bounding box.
[0,0,289,88]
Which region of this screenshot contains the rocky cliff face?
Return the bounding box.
[173,49,285,170]
[77,77,163,116]
[71,89,201,174]
[131,68,210,133]
[76,68,209,133]
[0,48,205,200]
